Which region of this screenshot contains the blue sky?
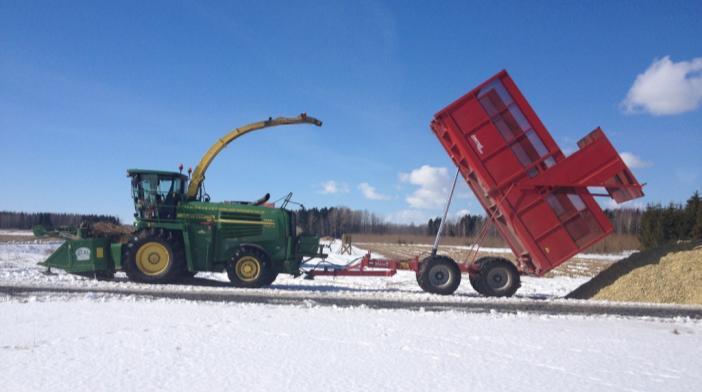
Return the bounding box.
[1,0,700,224]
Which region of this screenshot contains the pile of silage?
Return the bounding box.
[567,240,702,305]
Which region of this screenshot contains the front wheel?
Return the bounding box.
[416,255,461,295]
[124,234,183,283]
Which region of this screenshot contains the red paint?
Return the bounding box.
[309,254,420,277]
[430,70,644,275]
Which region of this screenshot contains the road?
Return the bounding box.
[2,283,701,319]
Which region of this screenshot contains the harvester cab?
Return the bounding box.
[128,169,188,221]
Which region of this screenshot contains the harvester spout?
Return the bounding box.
[186,113,323,200]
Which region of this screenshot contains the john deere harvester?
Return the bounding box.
[41,114,323,287]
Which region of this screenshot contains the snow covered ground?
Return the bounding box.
[1,296,701,392]
[0,229,35,237]
[2,239,701,391]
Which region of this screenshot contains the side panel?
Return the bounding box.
[177,202,292,272]
[111,243,123,269]
[187,223,215,271]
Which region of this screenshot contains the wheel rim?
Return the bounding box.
[236,256,261,282]
[486,266,511,292]
[428,264,452,289]
[135,242,170,276]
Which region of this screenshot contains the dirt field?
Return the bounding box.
[350,233,640,254]
[0,234,36,242]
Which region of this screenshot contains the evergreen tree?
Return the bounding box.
[639,204,663,249]
[685,191,701,239]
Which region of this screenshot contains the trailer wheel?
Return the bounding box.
[475,257,520,297]
[227,248,273,288]
[468,274,483,293]
[468,258,488,294]
[417,256,461,295]
[124,234,184,284]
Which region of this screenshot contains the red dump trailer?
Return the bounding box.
[309,70,644,297]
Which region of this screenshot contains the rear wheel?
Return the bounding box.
[124,233,183,283]
[468,274,483,293]
[227,248,273,288]
[468,259,488,293]
[417,255,461,295]
[473,257,520,297]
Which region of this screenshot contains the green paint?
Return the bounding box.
[41,169,320,280]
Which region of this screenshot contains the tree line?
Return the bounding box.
[295,191,701,250]
[295,205,646,239]
[0,211,121,230]
[3,191,699,250]
[638,191,702,249]
[295,207,425,238]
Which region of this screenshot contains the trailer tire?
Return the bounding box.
[417,255,461,295]
[227,248,273,288]
[468,258,488,294]
[475,257,520,297]
[124,233,184,284]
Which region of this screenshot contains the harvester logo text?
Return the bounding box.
[75,247,91,261]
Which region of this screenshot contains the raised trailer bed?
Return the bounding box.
[308,70,644,297]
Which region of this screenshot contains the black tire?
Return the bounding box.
[416,255,461,295]
[468,258,488,294]
[94,271,115,281]
[475,257,520,297]
[226,248,273,288]
[123,232,184,284]
[261,271,279,286]
[468,274,483,293]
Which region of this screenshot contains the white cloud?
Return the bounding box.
[619,152,652,169]
[622,56,702,115]
[399,165,452,209]
[601,198,645,211]
[320,180,349,194]
[386,209,429,225]
[455,209,471,218]
[358,182,390,200]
